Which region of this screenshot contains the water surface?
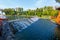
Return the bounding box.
[14,19,57,40]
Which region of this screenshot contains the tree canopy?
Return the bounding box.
[55,0,60,3]
[0,6,58,18]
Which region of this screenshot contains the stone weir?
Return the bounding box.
[8,16,39,33]
[0,16,39,40]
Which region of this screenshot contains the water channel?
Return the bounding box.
[0,17,60,40]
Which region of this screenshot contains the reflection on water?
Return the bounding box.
[2,17,60,40]
[55,25,60,40]
[8,18,60,40]
[13,19,57,40]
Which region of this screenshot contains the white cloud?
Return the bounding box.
[35,0,60,8]
[35,0,45,8]
[0,4,7,9]
[0,0,23,9]
[22,7,35,11]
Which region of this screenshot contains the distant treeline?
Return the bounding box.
[1,6,58,17]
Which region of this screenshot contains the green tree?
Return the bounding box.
[55,0,60,3]
[16,8,23,15]
[3,8,16,15]
[51,10,58,17]
[43,6,54,16]
[36,8,43,17]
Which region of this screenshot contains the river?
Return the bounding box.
[12,19,57,40]
[0,18,59,40]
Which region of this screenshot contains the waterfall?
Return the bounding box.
[9,17,39,32]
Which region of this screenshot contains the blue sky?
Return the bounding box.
[0,0,60,10]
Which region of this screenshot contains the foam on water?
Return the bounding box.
[28,19,34,23]
[9,16,39,32]
[30,17,39,22]
[21,21,30,26]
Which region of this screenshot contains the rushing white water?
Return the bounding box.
[28,19,34,23]
[30,17,39,22]
[9,16,39,32]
